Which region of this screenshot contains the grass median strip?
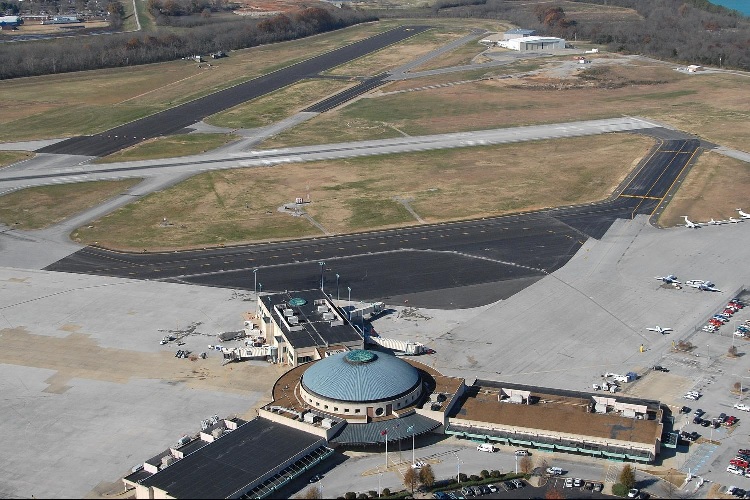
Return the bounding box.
[94,133,239,163]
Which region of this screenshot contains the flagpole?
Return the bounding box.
[385,431,388,470]
[412,430,415,466]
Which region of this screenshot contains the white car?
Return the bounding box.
[411,461,426,469]
[627,488,640,498]
[514,449,529,456]
[727,465,744,475]
[564,478,573,488]
[734,403,750,412]
[546,467,564,475]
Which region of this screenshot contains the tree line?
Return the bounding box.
[0,7,375,79]
[376,0,750,70]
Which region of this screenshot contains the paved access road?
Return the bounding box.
[44,138,700,308]
[36,25,431,157]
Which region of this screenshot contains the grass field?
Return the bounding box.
[0,151,33,167]
[72,133,652,250]
[205,80,353,129]
[658,151,750,227]
[0,22,396,141]
[264,59,750,152]
[95,133,239,163]
[0,179,142,230]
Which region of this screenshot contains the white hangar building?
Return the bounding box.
[498,36,566,52]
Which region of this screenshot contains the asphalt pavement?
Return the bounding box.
[43,138,700,308]
[35,25,431,157]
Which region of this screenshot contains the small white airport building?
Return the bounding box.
[498,35,566,52]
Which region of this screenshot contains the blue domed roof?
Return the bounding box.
[302,350,420,402]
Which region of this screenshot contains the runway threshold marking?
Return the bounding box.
[649,142,701,216]
[618,194,662,200]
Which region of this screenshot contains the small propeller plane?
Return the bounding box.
[647,326,673,334]
[728,216,743,224]
[682,216,700,228]
[737,209,750,219]
[655,275,681,284]
[707,218,725,225]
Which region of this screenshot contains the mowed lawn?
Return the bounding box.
[72,134,652,250]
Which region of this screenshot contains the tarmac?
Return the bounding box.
[2,213,750,497]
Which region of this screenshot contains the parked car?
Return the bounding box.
[680,406,691,414]
[487,484,498,493]
[727,465,745,475]
[694,408,705,417]
[503,481,516,490]
[512,479,525,488]
[726,416,739,426]
[584,481,594,490]
[734,403,750,412]
[627,488,640,498]
[546,467,564,475]
[701,419,712,427]
[564,478,573,488]
[593,483,604,492]
[573,478,583,487]
[693,416,703,424]
[308,474,323,483]
[653,365,669,372]
[514,449,529,456]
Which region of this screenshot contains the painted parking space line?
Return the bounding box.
[680,442,719,474]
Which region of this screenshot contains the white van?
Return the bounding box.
[477,443,496,453]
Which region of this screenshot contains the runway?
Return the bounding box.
[44,138,701,308]
[35,26,431,157]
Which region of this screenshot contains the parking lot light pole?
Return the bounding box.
[336,274,340,301]
[348,286,352,320]
[319,262,325,292]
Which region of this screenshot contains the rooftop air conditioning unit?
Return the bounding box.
[323,312,334,320]
[288,316,299,325]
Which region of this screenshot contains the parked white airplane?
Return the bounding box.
[686,280,721,292]
[697,283,721,292]
[655,275,681,284]
[728,216,743,224]
[682,216,700,228]
[647,326,673,334]
[738,209,750,219]
[707,218,726,225]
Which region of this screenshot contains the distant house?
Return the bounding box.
[503,28,536,40]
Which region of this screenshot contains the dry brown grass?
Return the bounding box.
[0,179,142,230]
[73,133,652,250]
[0,22,393,140]
[264,59,750,153]
[0,151,33,167]
[658,151,750,227]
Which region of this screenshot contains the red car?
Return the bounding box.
[725,416,739,426]
[729,302,744,309]
[730,458,749,468]
[709,319,724,327]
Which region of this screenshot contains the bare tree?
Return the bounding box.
[519,456,533,474]
[420,464,435,488]
[404,467,418,494]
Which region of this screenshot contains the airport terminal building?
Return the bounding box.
[125,293,666,498]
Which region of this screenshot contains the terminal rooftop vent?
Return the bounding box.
[288,297,307,307]
[344,349,377,365]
